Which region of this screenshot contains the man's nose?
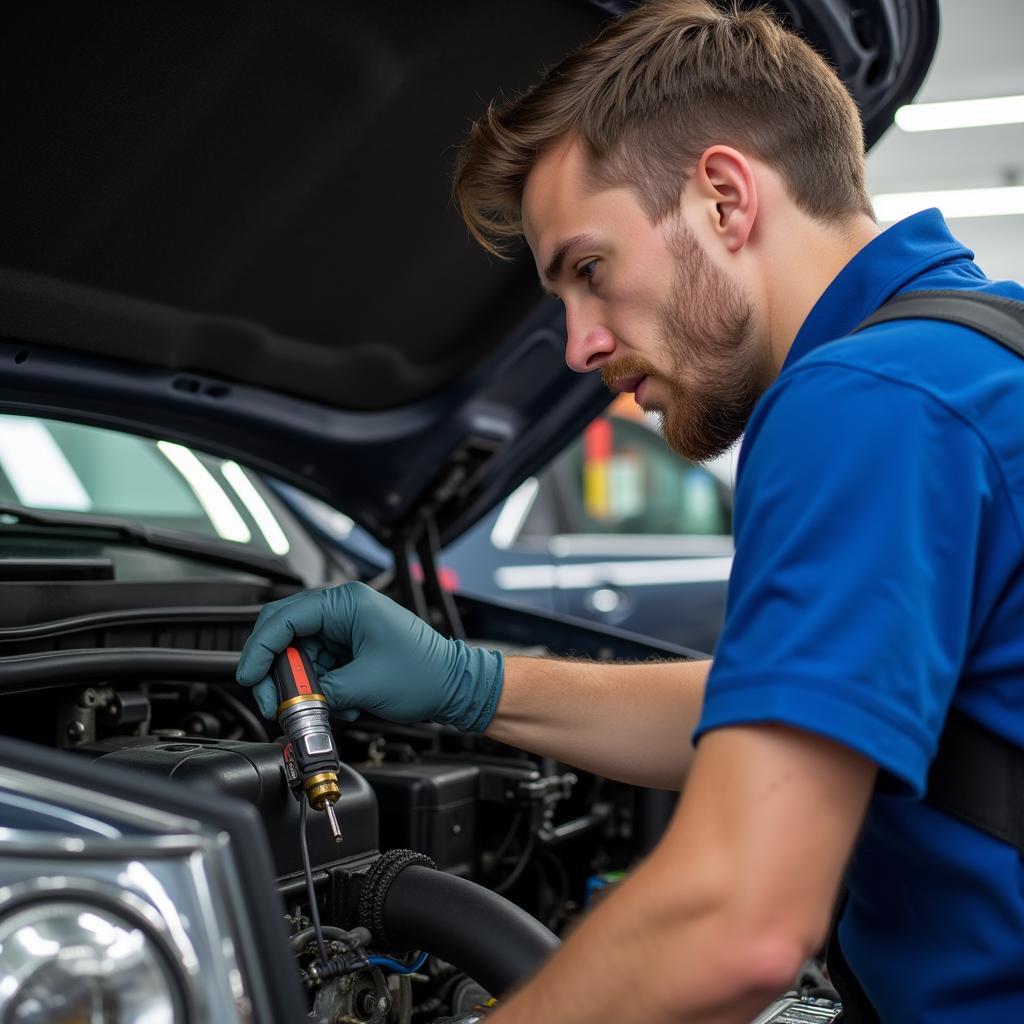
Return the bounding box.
[564,305,616,373]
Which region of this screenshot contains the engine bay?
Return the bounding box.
[0,590,843,1023]
[0,592,654,1022]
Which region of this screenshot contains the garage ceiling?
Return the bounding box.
[865,0,1024,283]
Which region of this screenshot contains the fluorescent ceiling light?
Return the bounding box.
[872,186,1024,223]
[220,461,291,555]
[157,441,251,544]
[896,94,1024,132]
[0,416,91,511]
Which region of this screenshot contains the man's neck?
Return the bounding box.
[763,213,881,375]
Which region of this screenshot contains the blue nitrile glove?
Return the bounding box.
[234,581,504,732]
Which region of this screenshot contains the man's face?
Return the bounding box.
[522,139,769,462]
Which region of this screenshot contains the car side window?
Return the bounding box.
[558,413,731,536]
[514,470,565,543]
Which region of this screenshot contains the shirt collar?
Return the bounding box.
[782,208,974,372]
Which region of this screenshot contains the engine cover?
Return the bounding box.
[76,735,378,874]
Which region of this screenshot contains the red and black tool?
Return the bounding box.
[272,646,343,843]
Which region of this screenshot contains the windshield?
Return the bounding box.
[0,415,333,581]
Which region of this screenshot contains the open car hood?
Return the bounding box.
[0,1,938,546]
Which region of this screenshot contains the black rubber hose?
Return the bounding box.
[379,864,559,997]
[0,648,237,693]
[290,925,371,953]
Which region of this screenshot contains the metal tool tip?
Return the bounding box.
[324,802,343,844]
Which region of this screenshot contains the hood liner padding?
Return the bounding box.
[0,2,602,410]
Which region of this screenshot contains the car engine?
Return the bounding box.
[0,589,842,1022]
[68,725,579,1022]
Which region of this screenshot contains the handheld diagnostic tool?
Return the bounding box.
[272,646,343,843]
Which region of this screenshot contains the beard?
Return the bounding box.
[601,220,769,463]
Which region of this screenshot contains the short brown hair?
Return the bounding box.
[454,0,872,256]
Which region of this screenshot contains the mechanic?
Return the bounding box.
[237,2,1024,1021]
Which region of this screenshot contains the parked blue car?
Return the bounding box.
[442,400,734,654]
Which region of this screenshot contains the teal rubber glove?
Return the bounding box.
[234,581,504,733]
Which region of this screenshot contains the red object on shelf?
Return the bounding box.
[585,417,613,462]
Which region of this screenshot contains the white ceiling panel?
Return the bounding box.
[865,0,1024,281]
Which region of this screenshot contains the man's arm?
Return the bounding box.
[234,584,708,785]
[487,723,877,1024]
[485,656,711,789]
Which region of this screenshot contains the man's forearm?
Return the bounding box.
[486,833,799,1024]
[483,656,710,789]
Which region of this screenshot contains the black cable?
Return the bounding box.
[147,680,269,742]
[486,811,524,878]
[540,849,569,898]
[415,513,464,639]
[494,831,537,896]
[299,800,329,965]
[210,686,269,742]
[536,850,570,931]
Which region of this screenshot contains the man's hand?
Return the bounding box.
[235,582,504,730]
[487,724,877,1024]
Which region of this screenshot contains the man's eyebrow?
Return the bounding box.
[542,233,597,288]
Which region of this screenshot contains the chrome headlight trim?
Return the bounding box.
[0,831,208,858]
[0,876,196,1021]
[0,763,203,838]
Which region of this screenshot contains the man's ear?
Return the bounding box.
[691,146,757,253]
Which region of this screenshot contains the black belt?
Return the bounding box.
[826,710,1024,1021]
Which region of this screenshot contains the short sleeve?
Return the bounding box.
[695,361,997,796]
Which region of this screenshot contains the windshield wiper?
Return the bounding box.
[0,503,303,586]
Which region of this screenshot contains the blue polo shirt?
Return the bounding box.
[695,209,1024,1021]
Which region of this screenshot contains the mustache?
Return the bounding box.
[600,356,660,391]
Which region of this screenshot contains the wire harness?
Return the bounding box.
[296,809,430,989]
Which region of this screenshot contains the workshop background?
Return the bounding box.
[865,0,1024,282]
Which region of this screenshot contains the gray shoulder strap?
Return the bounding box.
[853,289,1024,360]
[855,287,1024,859]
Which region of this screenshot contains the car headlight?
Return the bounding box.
[0,734,308,1024]
[0,895,185,1022]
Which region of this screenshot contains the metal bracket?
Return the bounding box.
[58,686,151,748]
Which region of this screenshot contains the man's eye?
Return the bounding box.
[576,259,600,282]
